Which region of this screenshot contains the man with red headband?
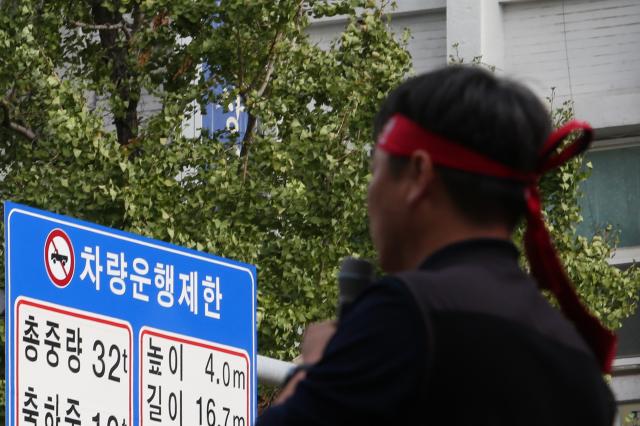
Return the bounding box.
[258,66,615,425]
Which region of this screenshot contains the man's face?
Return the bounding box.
[367,150,408,272]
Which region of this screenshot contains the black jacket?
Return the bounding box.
[258,239,615,425]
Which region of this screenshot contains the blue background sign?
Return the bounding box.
[202,83,248,141]
[5,201,256,426]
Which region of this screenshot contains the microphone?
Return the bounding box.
[337,257,375,318]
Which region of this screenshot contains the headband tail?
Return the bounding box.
[525,186,617,373]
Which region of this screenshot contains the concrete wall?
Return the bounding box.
[503,0,640,131]
[307,5,447,74]
[307,0,640,133]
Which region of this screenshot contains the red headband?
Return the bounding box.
[378,114,616,373]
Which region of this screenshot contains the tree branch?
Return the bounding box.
[238,1,307,182]
[239,113,257,182]
[237,53,276,182]
[0,99,9,127]
[73,21,131,41]
[4,84,17,103]
[246,26,282,94]
[1,99,36,140]
[8,121,36,140]
[246,0,305,94]
[89,1,139,145]
[235,27,244,91]
[74,20,124,31]
[131,3,143,33]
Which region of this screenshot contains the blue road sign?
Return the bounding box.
[4,202,256,426]
[202,71,248,143]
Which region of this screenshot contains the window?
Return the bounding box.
[578,145,640,248]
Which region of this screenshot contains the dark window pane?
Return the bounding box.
[578,146,640,247]
[618,308,640,358]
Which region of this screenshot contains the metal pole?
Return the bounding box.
[257,355,296,386]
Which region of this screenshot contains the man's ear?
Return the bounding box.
[406,150,435,205]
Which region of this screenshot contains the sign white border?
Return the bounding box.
[138,326,251,425]
[14,296,134,426]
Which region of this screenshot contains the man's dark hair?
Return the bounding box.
[374,66,552,229]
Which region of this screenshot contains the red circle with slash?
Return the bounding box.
[44,228,75,287]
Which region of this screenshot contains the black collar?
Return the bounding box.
[419,238,520,271]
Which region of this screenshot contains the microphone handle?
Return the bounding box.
[337,257,374,318]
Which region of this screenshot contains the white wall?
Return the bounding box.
[391,11,447,74]
[330,0,640,132]
[307,4,447,74]
[503,0,640,130]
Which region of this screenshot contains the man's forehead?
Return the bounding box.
[369,148,391,170]
[378,117,397,146]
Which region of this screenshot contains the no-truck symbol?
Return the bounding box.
[44,228,75,287]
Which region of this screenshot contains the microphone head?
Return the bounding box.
[338,257,374,316]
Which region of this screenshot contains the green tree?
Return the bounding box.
[0,0,411,376]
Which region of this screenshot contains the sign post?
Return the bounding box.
[4,202,257,426]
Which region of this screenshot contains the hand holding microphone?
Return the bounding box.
[276,257,374,398]
[302,257,375,361]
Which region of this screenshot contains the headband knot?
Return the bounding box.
[377,114,616,373]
